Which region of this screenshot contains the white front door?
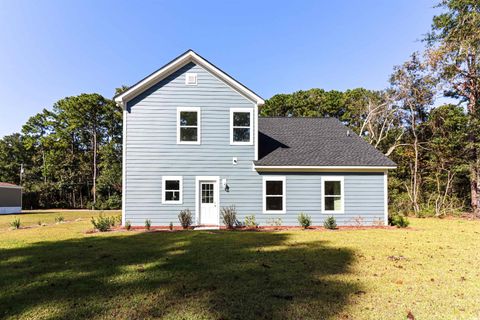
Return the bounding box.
[199,181,218,225]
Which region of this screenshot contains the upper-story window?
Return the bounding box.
[230,108,253,145]
[177,107,201,144]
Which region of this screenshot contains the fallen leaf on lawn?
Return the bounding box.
[407,310,415,319]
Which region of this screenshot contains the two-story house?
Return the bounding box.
[114,50,396,227]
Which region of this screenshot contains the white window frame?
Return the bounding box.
[321,176,344,214]
[262,176,286,214]
[177,107,201,144]
[162,176,183,204]
[230,108,253,145]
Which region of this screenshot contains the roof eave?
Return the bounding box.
[254,165,397,172]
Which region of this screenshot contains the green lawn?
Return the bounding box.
[0,211,479,320]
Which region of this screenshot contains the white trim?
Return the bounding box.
[321,176,345,214]
[255,165,396,172]
[114,50,264,107]
[162,176,183,204]
[384,171,388,226]
[185,72,197,85]
[121,108,127,226]
[254,103,259,161]
[230,108,253,145]
[177,107,201,144]
[195,176,220,225]
[262,176,286,214]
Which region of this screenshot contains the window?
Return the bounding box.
[263,176,286,213]
[230,108,253,145]
[322,177,344,213]
[162,176,183,204]
[177,107,200,144]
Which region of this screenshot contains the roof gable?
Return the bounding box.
[114,50,264,108]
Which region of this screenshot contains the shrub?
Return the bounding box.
[125,220,131,231]
[169,222,174,230]
[145,219,151,230]
[390,215,410,228]
[220,206,238,229]
[104,194,122,210]
[10,217,21,229]
[55,215,64,223]
[244,215,258,228]
[323,216,337,230]
[91,214,113,232]
[297,212,312,229]
[178,209,193,229]
[417,206,435,218]
[37,220,42,226]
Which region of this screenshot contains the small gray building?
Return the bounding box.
[0,183,22,214]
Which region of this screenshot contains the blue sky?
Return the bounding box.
[0,0,439,137]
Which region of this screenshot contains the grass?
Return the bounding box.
[0,211,479,319]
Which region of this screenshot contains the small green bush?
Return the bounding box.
[220,206,238,229]
[125,220,131,231]
[145,219,151,230]
[55,215,64,223]
[244,215,258,228]
[323,216,337,230]
[390,215,410,228]
[297,212,312,229]
[10,217,21,229]
[178,209,193,229]
[91,215,113,232]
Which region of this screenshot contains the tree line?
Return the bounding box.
[0,0,478,216]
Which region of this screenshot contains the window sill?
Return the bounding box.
[162,201,183,205]
[263,211,286,215]
[230,141,253,146]
[322,211,344,214]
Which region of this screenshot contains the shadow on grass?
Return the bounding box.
[0,231,359,319]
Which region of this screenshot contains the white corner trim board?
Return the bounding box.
[121,108,127,226]
[384,171,388,226]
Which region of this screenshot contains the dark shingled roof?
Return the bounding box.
[256,117,396,167]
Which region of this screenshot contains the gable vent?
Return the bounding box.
[185,73,198,85]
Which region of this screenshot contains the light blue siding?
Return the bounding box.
[124,62,386,226]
